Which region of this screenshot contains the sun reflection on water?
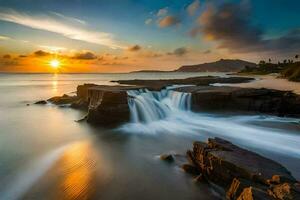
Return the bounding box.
[52,74,58,94]
[52,141,98,200]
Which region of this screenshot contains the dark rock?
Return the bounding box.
[113,76,254,90]
[47,95,78,105]
[160,154,174,162]
[194,174,207,183]
[238,186,273,200]
[86,85,143,127]
[185,137,299,200]
[176,86,300,117]
[34,100,47,104]
[181,164,200,175]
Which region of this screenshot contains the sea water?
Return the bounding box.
[0,73,299,200]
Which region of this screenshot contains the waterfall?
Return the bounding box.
[127,87,191,123]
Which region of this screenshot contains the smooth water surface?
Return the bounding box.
[0,73,299,200]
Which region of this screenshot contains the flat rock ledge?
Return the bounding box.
[185,137,300,200]
[39,76,300,126]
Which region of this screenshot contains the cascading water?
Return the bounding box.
[127,86,191,123]
[120,86,300,159]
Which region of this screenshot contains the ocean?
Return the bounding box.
[0,73,299,200]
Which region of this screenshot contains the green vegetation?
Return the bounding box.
[240,55,300,82]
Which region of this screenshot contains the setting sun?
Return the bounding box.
[50,59,60,69]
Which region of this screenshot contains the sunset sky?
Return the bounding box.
[0,0,300,73]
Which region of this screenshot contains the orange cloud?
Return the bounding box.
[158,16,180,28]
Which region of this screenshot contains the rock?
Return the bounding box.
[113,76,254,90]
[70,99,89,110]
[176,86,300,117]
[77,84,97,101]
[34,100,47,104]
[238,187,273,200]
[268,183,300,200]
[185,137,300,200]
[160,154,174,162]
[181,164,200,175]
[194,174,207,183]
[47,95,78,105]
[86,85,143,127]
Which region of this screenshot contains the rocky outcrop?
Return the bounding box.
[42,76,300,125]
[185,138,300,200]
[86,85,143,127]
[47,94,79,105]
[113,76,254,90]
[176,86,300,117]
[34,100,47,104]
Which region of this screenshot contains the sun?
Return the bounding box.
[50,59,60,69]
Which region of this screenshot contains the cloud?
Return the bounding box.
[145,18,153,25]
[72,52,97,60]
[157,8,168,17]
[3,54,11,59]
[127,45,141,51]
[158,16,180,28]
[0,9,125,49]
[0,35,10,40]
[39,45,66,52]
[195,2,300,53]
[34,50,51,57]
[50,11,86,25]
[168,47,188,56]
[187,0,200,16]
[189,26,201,37]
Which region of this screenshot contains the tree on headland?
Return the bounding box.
[295,55,299,60]
[268,58,271,63]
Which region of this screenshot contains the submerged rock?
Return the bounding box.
[185,137,300,200]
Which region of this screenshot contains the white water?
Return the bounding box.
[0,144,69,200]
[127,86,191,123]
[121,87,300,158]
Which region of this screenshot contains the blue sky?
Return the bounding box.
[0,0,300,72]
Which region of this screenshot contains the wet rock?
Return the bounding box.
[181,164,200,175]
[194,174,207,183]
[47,94,78,105]
[86,85,143,127]
[185,137,300,200]
[160,154,174,162]
[113,76,254,90]
[34,100,47,104]
[238,187,272,200]
[176,86,300,117]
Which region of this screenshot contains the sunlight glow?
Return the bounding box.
[50,59,60,69]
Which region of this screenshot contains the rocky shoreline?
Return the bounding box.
[37,76,300,126]
[35,75,300,199]
[162,138,300,200]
